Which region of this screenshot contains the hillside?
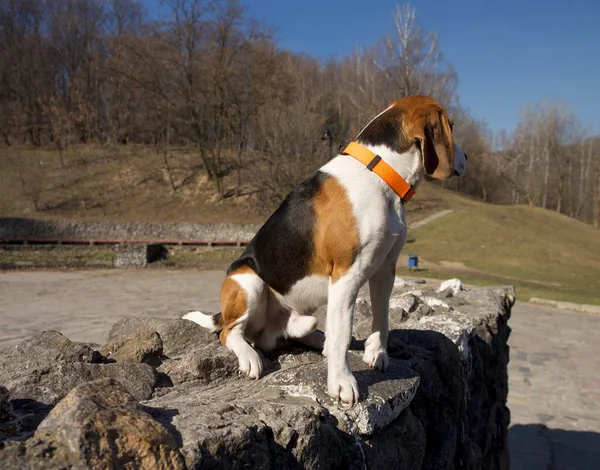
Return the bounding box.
[1,144,599,305]
[403,193,600,305]
[0,144,456,224]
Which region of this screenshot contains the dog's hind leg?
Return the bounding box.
[220,324,263,379]
[219,268,267,379]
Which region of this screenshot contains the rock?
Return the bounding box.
[390,293,421,313]
[0,283,513,469]
[387,328,466,468]
[0,330,101,365]
[147,380,366,469]
[105,317,213,357]
[0,386,10,424]
[100,330,163,365]
[0,331,158,404]
[362,407,426,468]
[0,437,78,470]
[159,341,239,385]
[83,362,158,401]
[267,351,420,436]
[0,379,186,469]
[423,296,452,310]
[437,278,465,296]
[146,345,421,468]
[0,398,52,442]
[114,243,147,268]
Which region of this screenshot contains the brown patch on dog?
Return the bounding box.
[218,265,253,344]
[358,96,457,180]
[396,95,456,179]
[310,177,360,283]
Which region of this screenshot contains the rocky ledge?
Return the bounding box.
[0,278,513,469]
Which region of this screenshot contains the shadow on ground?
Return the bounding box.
[510,424,600,470]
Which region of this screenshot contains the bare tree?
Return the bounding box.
[372,4,458,106]
[0,0,597,226]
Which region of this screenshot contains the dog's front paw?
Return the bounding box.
[238,350,263,379]
[328,371,359,405]
[363,348,389,371]
[363,333,389,371]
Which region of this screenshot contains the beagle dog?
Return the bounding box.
[184,95,467,404]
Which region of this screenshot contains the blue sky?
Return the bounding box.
[146,0,600,136]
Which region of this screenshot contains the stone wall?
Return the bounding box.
[0,217,260,243]
[0,279,513,469]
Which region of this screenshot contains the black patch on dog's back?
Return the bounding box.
[227,171,330,294]
[359,106,410,154]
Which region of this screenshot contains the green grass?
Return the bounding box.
[404,200,600,306]
[0,246,115,267]
[151,246,244,270]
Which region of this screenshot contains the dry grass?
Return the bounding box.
[0,144,265,223]
[0,144,455,224]
[2,144,599,305]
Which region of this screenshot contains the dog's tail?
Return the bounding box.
[182,311,224,332]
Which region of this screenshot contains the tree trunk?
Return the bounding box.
[594,172,600,228]
[542,148,550,209]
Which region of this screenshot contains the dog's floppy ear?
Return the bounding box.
[419,109,455,179]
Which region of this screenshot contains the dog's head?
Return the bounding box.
[357,95,467,179]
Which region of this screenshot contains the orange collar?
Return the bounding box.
[341,142,416,203]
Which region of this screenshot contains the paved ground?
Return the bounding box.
[0,270,223,347]
[508,303,600,469]
[1,270,599,468]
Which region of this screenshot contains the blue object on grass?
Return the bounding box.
[408,254,419,269]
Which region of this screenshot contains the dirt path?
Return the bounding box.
[408,209,454,230]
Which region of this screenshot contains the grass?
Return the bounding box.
[1,144,599,305]
[0,144,266,223]
[0,246,115,268]
[402,198,600,306]
[151,246,244,270]
[0,144,453,225]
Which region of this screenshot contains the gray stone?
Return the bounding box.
[0,330,101,365]
[0,217,259,244]
[0,331,158,404]
[114,243,147,268]
[100,330,163,365]
[159,341,239,385]
[0,379,185,470]
[266,351,420,436]
[0,396,52,442]
[390,293,421,313]
[362,407,426,468]
[146,379,366,469]
[0,282,513,470]
[0,437,79,470]
[104,317,213,357]
[437,278,465,295]
[0,386,10,425]
[83,362,158,401]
